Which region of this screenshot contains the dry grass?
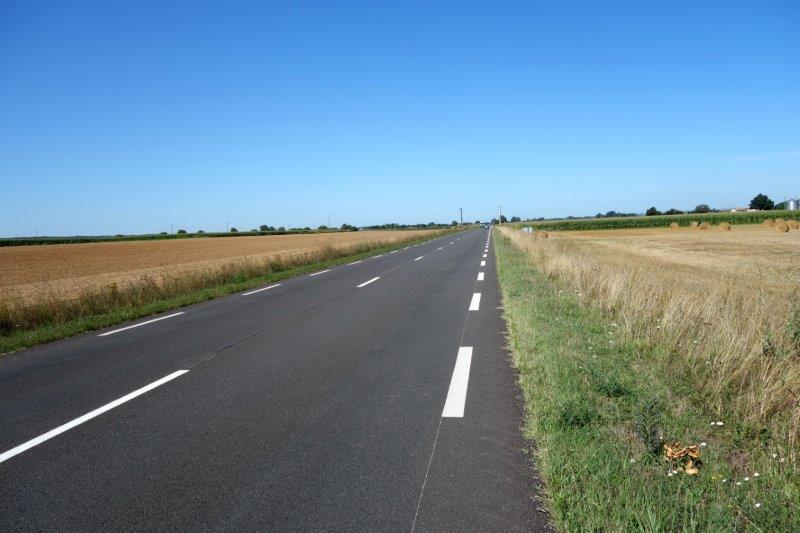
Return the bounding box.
[0,230,445,341]
[499,224,800,451]
[0,230,438,304]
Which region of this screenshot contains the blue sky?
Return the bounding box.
[1,1,798,236]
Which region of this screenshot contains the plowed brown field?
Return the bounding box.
[0,230,438,303]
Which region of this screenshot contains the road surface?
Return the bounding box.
[0,228,547,531]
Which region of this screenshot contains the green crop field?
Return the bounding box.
[515,209,800,232]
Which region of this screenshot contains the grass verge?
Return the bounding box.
[0,228,464,354]
[493,229,799,531]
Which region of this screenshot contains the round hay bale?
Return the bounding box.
[690,221,699,228]
[763,219,776,227]
[775,223,790,233]
[787,219,800,230]
[699,221,710,230]
[669,222,679,229]
[719,222,731,231]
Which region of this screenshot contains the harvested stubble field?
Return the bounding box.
[0,230,438,304]
[0,229,449,353]
[494,226,800,529]
[504,224,800,442]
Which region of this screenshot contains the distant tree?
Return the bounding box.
[230,227,238,233]
[500,215,508,223]
[450,220,458,226]
[340,223,358,231]
[645,207,661,216]
[665,208,684,215]
[750,193,774,210]
[475,220,481,224]
[277,226,285,231]
[250,228,258,232]
[176,229,187,234]
[693,204,711,213]
[510,216,521,223]
[491,218,499,224]
[197,230,204,233]
[259,224,269,232]
[159,231,168,235]
[317,225,328,230]
[303,227,311,231]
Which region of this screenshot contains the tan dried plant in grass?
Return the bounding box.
[787,220,800,230]
[775,223,790,233]
[764,219,776,227]
[719,222,731,231]
[499,226,800,452]
[699,221,711,230]
[690,221,699,228]
[669,222,679,229]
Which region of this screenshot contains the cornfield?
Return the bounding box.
[517,210,800,232]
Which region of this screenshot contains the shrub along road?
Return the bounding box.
[0,228,548,531]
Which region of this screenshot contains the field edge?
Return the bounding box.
[0,228,467,355]
[492,228,798,531]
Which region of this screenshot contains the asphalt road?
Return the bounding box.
[0,228,547,531]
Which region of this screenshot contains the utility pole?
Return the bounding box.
[459,207,463,225]
[226,221,229,233]
[328,214,331,229]
[498,205,502,225]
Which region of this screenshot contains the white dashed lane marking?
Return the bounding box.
[98,312,185,337]
[242,284,281,296]
[442,347,473,418]
[469,293,481,311]
[0,370,190,464]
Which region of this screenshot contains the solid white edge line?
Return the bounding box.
[242,283,282,296]
[477,272,485,281]
[437,247,443,250]
[98,312,184,336]
[390,250,397,253]
[469,293,481,311]
[348,260,363,265]
[373,255,383,258]
[480,260,486,266]
[442,347,473,418]
[414,256,424,261]
[0,370,189,463]
[309,269,331,276]
[357,276,380,288]
[482,254,487,258]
